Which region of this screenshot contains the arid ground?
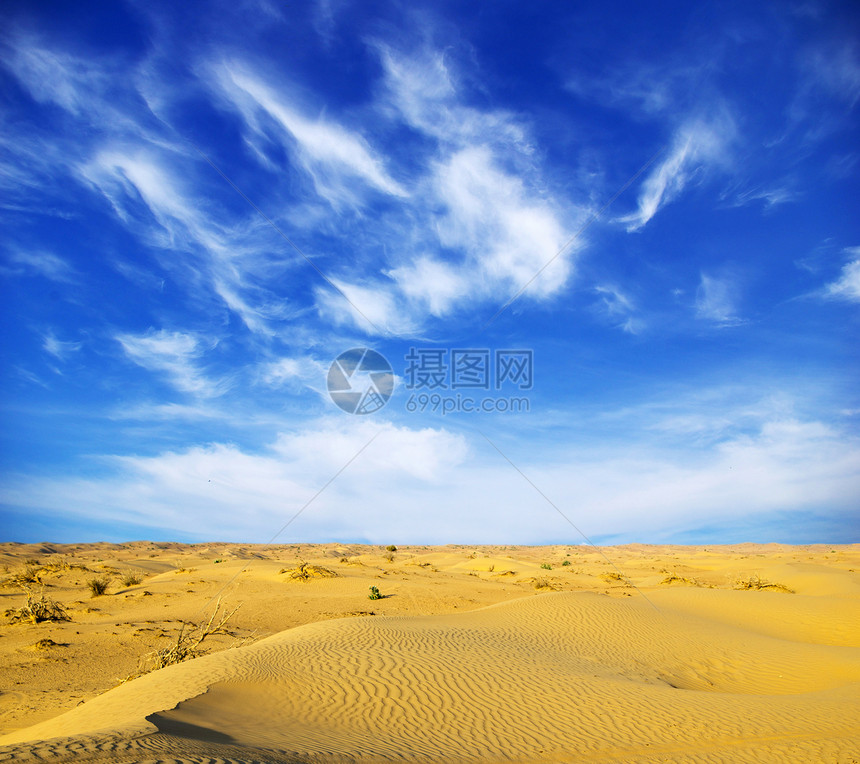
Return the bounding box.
[0,542,858,762]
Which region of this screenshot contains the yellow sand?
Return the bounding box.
[1,542,858,762]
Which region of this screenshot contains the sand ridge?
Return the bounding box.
[0,543,858,762]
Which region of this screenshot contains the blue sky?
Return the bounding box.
[1,0,858,545]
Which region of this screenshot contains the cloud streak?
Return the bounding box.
[621,116,735,231]
[116,329,227,398]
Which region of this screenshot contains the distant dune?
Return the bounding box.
[1,543,858,762]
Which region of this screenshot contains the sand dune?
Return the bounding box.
[0,543,858,762]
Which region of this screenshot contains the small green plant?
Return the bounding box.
[385,545,397,552]
[561,560,571,566]
[368,585,383,600]
[540,563,552,570]
[121,572,142,587]
[87,576,111,597]
[214,559,224,564]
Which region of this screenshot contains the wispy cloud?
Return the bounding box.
[259,355,327,389]
[116,329,227,398]
[564,57,705,119]
[727,184,798,210]
[79,148,301,336]
[305,42,584,332]
[824,251,860,303]
[212,63,407,206]
[314,279,417,336]
[4,250,77,282]
[695,273,743,326]
[802,40,860,109]
[5,40,109,116]
[621,116,735,231]
[43,332,82,360]
[593,285,644,334]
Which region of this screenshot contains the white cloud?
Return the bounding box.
[43,333,82,360]
[0,419,472,539]
[621,116,735,231]
[116,329,225,397]
[315,279,417,336]
[825,253,860,303]
[729,184,798,210]
[260,356,326,389]
[695,273,743,326]
[565,60,699,118]
[2,408,857,543]
[5,250,77,282]
[375,43,530,152]
[6,42,106,116]
[593,285,643,334]
[80,150,210,250]
[80,148,300,335]
[387,256,470,317]
[314,142,577,334]
[213,64,406,205]
[434,147,572,298]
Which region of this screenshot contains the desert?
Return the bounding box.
[0,541,858,762]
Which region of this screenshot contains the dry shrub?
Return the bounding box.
[8,587,70,624]
[661,572,703,587]
[282,562,338,581]
[601,572,630,585]
[144,599,241,672]
[40,557,70,573]
[87,576,111,597]
[33,638,68,650]
[531,577,557,590]
[734,574,794,593]
[4,565,43,587]
[121,571,143,587]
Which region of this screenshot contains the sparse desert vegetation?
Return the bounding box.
[282,562,338,581]
[121,571,143,587]
[0,540,855,764]
[734,574,795,593]
[86,576,111,597]
[138,599,241,675]
[601,571,629,585]
[6,588,70,624]
[661,572,705,587]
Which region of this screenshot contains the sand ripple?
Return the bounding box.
[1,591,858,762]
